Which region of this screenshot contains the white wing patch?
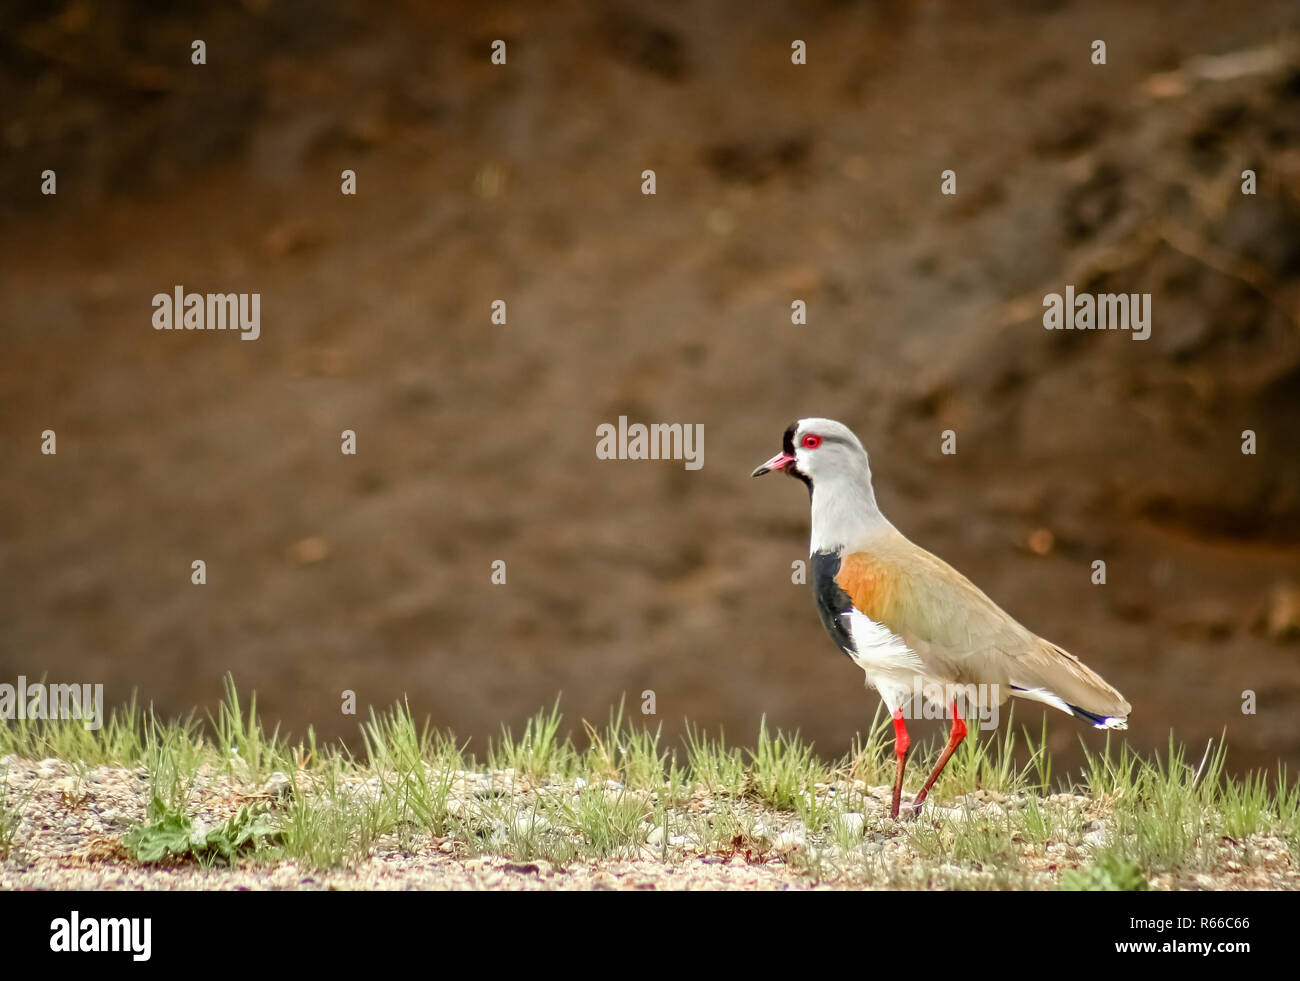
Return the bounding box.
[1005,684,1071,715]
[842,609,922,672]
[1010,684,1129,730]
[841,608,933,713]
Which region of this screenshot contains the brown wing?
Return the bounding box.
[839,531,1130,720]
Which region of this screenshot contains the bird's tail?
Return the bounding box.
[1009,640,1130,730]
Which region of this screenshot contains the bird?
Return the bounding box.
[752,418,1130,820]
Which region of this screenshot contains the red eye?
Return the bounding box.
[801,434,822,449]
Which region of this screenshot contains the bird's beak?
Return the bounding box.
[751,451,796,477]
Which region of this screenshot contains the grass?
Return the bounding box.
[488,699,572,784]
[1081,735,1224,874]
[552,783,650,859]
[684,723,747,797]
[746,717,827,810]
[2,678,1299,887]
[906,793,1018,866]
[0,763,31,859]
[0,689,150,766]
[1060,851,1150,891]
[140,715,205,819]
[278,762,390,869]
[211,675,287,782]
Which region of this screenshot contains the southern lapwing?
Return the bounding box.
[752,418,1130,820]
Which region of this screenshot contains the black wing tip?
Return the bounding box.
[1008,686,1128,730]
[1066,701,1129,730]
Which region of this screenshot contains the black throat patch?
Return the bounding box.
[782,421,812,492]
[811,550,856,661]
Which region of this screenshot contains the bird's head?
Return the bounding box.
[750,417,870,490]
[752,417,886,551]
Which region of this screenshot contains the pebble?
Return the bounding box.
[514,815,550,834]
[53,776,81,797]
[264,771,293,799]
[835,813,866,836]
[773,831,805,854]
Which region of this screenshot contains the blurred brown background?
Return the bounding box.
[2,0,1298,777]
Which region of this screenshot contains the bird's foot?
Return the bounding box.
[887,797,925,822]
[898,797,926,822]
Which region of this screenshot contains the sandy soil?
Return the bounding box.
[4,754,1298,891]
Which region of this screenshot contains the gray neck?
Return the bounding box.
[808,471,891,554]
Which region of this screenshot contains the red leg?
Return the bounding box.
[909,700,968,814]
[890,709,911,820]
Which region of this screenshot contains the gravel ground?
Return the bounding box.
[3,756,1297,891]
